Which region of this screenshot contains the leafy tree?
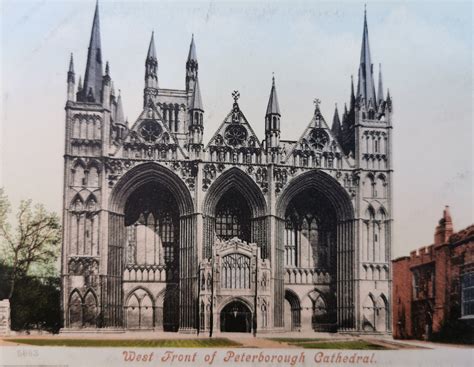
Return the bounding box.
[0,188,61,299]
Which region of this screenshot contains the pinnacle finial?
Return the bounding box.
[147,31,157,60]
[105,61,110,75]
[313,98,321,109]
[232,90,240,103]
[188,33,197,61]
[69,53,74,73]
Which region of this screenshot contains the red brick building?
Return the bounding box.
[392,207,474,342]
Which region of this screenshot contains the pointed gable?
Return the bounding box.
[206,92,263,160]
[284,102,351,168]
[112,100,187,159]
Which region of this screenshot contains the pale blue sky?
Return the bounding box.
[1,0,472,258]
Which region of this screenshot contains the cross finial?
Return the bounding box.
[232,90,240,103]
[313,98,321,109]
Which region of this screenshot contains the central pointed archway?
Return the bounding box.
[220,300,252,333]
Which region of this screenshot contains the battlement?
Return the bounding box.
[408,244,435,266]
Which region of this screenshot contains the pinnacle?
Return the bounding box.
[191,77,204,110]
[69,53,74,73]
[187,34,197,62]
[147,31,157,60]
[266,75,280,116]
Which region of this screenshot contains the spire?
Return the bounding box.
[115,90,125,124]
[357,6,376,108]
[82,1,103,102]
[191,77,203,111]
[67,53,75,101]
[68,53,74,74]
[187,33,197,62]
[186,34,198,91]
[377,63,384,103]
[331,103,342,138]
[144,31,158,105]
[77,76,82,91]
[147,31,157,60]
[266,75,281,116]
[105,61,110,76]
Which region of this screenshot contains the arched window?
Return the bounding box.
[215,190,251,242]
[221,253,251,289]
[284,192,335,270]
[125,183,179,268]
[365,206,376,261]
[285,216,298,267]
[72,162,86,187]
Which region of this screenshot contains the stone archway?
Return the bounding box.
[220,300,252,333]
[107,162,195,329]
[202,167,267,258]
[284,290,301,331]
[277,170,355,331]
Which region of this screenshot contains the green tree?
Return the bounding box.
[0,188,61,299]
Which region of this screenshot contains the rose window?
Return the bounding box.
[224,125,247,146]
[309,128,329,150]
[139,120,162,143]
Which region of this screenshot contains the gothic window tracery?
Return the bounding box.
[125,183,179,269]
[215,190,251,241]
[69,195,99,256]
[224,124,247,146]
[139,120,162,143]
[221,253,251,289]
[308,128,329,150]
[284,195,334,270]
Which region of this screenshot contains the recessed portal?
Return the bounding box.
[220,301,252,333]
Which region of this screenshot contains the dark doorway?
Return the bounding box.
[220,301,252,333]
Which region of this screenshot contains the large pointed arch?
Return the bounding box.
[203,167,266,217]
[275,169,355,331]
[109,162,193,216]
[276,170,354,221]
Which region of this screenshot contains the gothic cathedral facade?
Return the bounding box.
[61,3,393,333]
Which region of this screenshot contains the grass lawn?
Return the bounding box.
[7,338,241,348]
[269,338,389,350]
[268,338,326,343]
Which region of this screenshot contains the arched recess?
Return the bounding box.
[125,287,155,329]
[83,289,98,327]
[68,289,83,328]
[155,286,180,332]
[107,162,195,330]
[362,293,376,331]
[276,170,355,331]
[376,294,388,332]
[284,289,301,331]
[202,167,267,258]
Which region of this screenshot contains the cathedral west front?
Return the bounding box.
[61,3,393,334]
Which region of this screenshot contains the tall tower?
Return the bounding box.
[265,76,281,163]
[352,8,393,332]
[62,1,120,328]
[144,32,158,107]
